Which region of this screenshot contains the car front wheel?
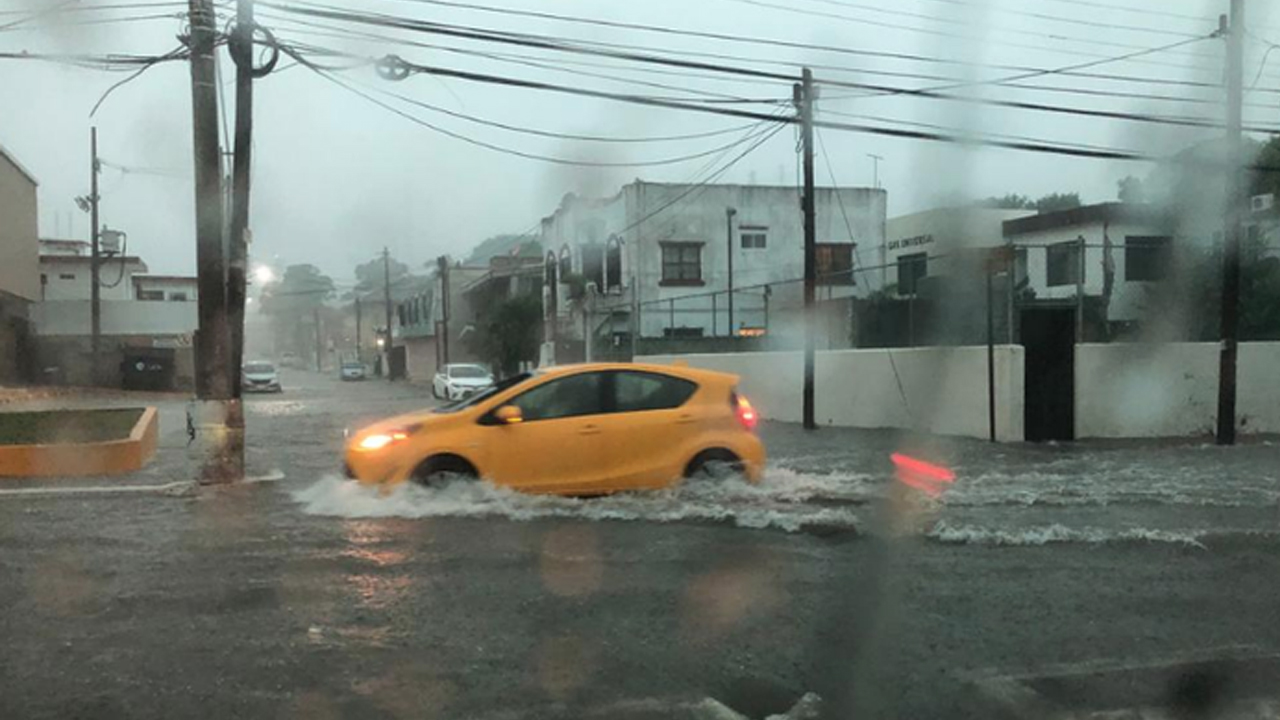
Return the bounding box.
[412,455,478,487]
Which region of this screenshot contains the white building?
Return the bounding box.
[539,181,886,359]
[37,238,149,301]
[1003,203,1172,325]
[884,207,1035,296]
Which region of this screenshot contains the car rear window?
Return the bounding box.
[613,371,697,412]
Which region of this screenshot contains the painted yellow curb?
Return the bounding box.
[0,407,159,478]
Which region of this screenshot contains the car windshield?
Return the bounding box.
[14,4,1280,718]
[434,373,533,414]
[449,365,490,379]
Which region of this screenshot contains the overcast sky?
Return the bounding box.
[1,0,1275,284]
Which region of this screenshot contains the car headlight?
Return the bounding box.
[355,425,420,451]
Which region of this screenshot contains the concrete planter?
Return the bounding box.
[0,407,158,477]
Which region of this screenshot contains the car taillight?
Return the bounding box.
[733,392,758,431]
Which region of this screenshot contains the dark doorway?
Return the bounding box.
[1022,307,1075,442]
[389,346,407,381]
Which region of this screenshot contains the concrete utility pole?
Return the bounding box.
[383,247,394,377]
[228,0,255,400]
[438,255,451,366]
[89,127,101,380]
[726,206,737,336]
[313,305,323,372]
[1217,0,1245,446]
[186,0,234,483]
[354,298,363,363]
[796,68,818,430]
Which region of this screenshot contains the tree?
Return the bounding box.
[979,193,1033,210]
[1033,192,1082,213]
[978,192,1083,212]
[1117,175,1146,203]
[258,264,335,359]
[467,294,544,377]
[351,256,410,298]
[464,234,541,266]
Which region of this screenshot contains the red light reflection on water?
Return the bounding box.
[891,453,956,498]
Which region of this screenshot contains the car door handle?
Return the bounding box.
[579,424,602,436]
[676,413,696,424]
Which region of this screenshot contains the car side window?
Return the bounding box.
[509,373,606,422]
[613,372,697,413]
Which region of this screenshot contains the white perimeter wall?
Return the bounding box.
[646,346,1025,442]
[31,300,197,337]
[1076,342,1280,438]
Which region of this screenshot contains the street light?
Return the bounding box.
[253,265,275,284]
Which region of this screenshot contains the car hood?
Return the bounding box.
[244,373,278,382]
[353,409,451,439]
[448,377,492,387]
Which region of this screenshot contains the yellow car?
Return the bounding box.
[344,363,765,495]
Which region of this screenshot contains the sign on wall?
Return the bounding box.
[888,234,935,251]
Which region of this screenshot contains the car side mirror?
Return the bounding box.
[494,405,523,425]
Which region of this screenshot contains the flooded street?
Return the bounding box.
[1,370,1279,718]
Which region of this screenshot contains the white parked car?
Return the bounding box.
[432,363,494,401]
[340,361,367,381]
[242,361,282,394]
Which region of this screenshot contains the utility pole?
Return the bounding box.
[1218,0,1245,446]
[313,305,323,372]
[383,247,394,378]
[186,0,233,483]
[438,255,451,366]
[1075,234,1086,343]
[89,127,101,381]
[796,68,818,430]
[227,0,255,398]
[726,206,737,336]
[354,298,363,363]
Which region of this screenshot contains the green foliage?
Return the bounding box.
[353,256,410,296]
[979,192,1083,213]
[466,295,544,376]
[1179,240,1280,342]
[464,234,542,266]
[259,264,335,316]
[1117,175,1146,203]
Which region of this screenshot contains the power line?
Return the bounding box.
[349,0,1229,77]
[794,0,1212,36]
[285,47,791,168]
[261,2,1268,95]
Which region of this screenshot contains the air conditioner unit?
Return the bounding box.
[1251,194,1274,213]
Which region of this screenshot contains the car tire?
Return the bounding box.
[432,384,441,399]
[412,455,478,487]
[685,449,745,481]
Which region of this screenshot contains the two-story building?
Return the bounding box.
[30,238,199,387]
[539,180,886,361]
[0,143,39,383]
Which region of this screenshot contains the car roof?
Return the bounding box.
[538,362,737,385]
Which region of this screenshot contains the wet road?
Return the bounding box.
[2,370,1280,719]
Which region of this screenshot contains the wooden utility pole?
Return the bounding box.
[796,68,818,430]
[89,127,101,379]
[186,0,233,482]
[1218,0,1245,446]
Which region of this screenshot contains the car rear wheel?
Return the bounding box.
[685,449,745,481]
[412,455,478,487]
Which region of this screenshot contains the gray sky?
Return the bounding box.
[0,0,1274,284]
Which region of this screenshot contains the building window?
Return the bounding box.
[137,289,165,301]
[660,242,703,285]
[59,273,76,280]
[1124,236,1172,282]
[1046,241,1081,287]
[740,226,767,249]
[606,237,623,291]
[169,292,189,302]
[897,252,928,295]
[581,244,605,291]
[816,243,855,285]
